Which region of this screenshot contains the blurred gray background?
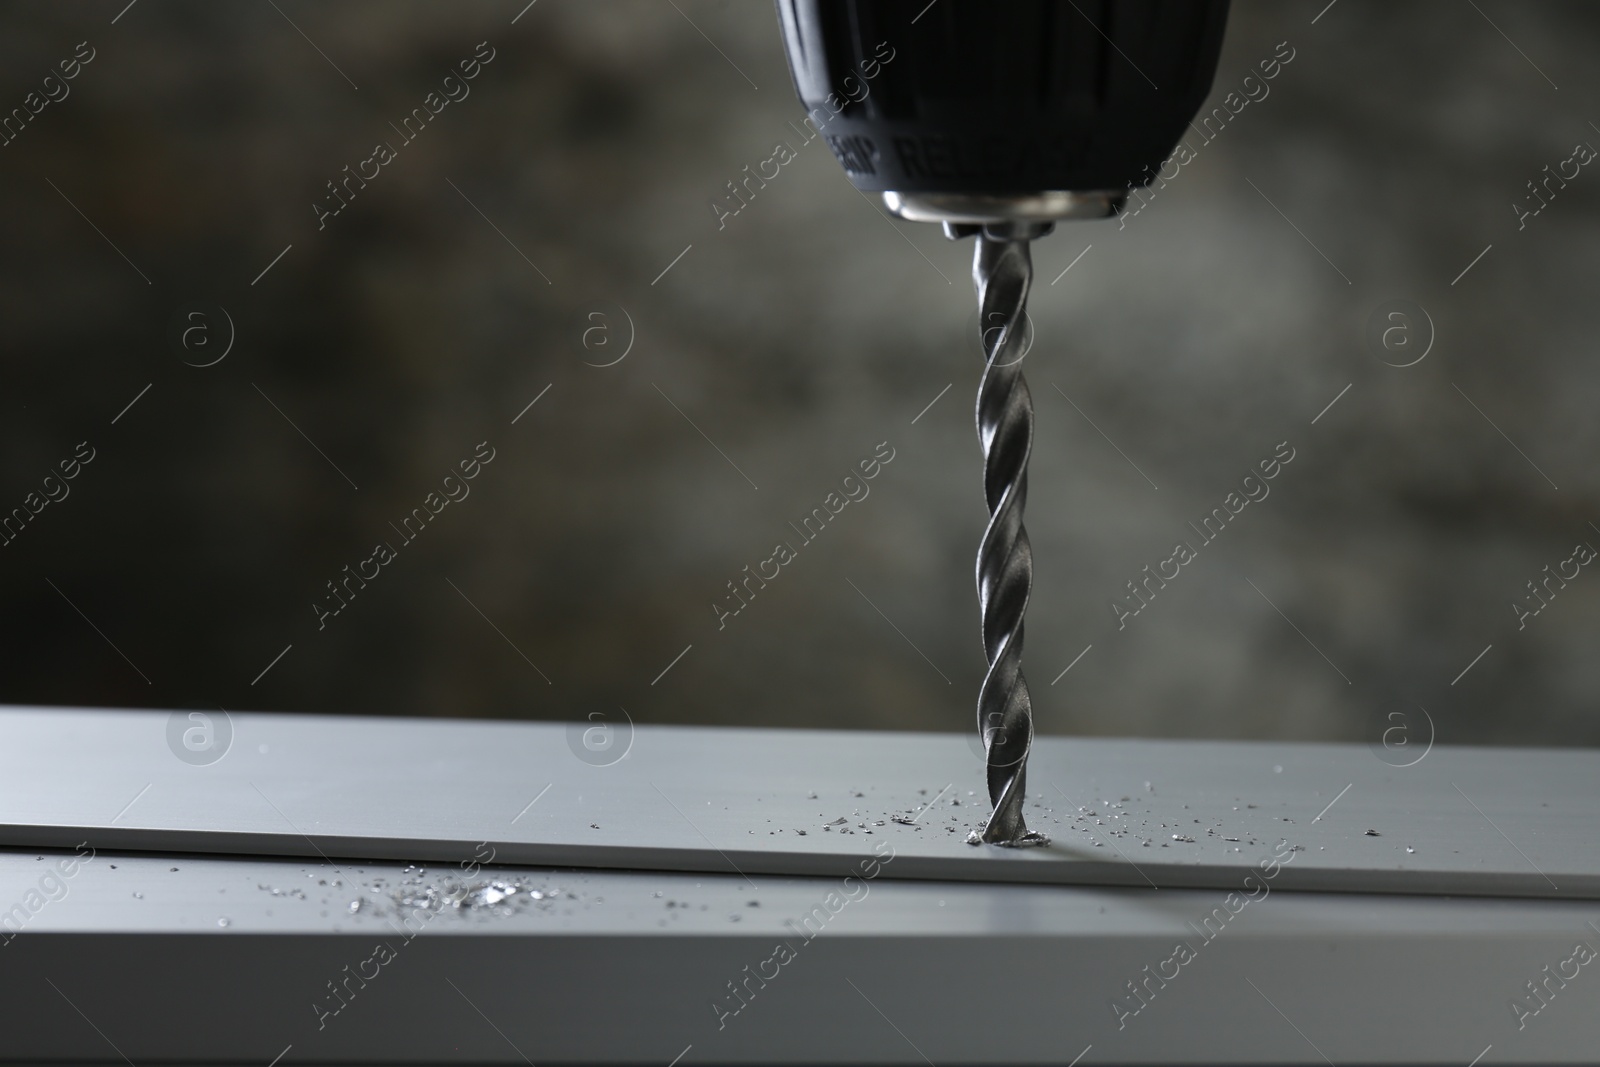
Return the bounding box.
[2,0,1597,749]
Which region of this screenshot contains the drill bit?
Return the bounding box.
[965,222,1051,848]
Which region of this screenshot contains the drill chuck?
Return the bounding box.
[777,0,1229,221]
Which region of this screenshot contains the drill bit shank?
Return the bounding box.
[967,223,1050,848]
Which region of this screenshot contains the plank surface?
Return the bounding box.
[0,706,1594,898]
[2,848,1597,1064]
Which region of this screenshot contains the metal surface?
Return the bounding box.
[1,707,1598,899]
[883,190,1125,224]
[2,847,1597,1064]
[969,226,1048,846]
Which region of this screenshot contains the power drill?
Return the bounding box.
[776,0,1230,844]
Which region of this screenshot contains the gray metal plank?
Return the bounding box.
[0,706,1595,898]
[0,848,1595,1064]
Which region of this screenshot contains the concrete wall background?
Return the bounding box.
[2,0,1598,750]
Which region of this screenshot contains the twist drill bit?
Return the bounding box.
[964,222,1051,848]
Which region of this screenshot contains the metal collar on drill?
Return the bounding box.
[882,190,1125,226]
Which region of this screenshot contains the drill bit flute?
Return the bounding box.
[964,223,1050,846]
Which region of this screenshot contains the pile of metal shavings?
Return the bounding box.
[251,864,579,923]
[380,864,571,920]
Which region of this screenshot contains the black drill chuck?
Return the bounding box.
[776,0,1229,201]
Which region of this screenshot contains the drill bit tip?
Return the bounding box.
[966,826,1051,848]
